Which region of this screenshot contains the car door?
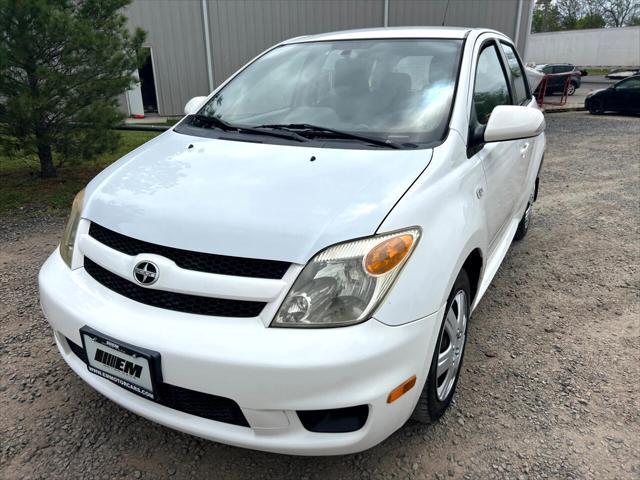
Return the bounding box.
[499,42,534,209]
[611,77,640,112]
[469,41,521,246]
[552,65,572,92]
[538,65,552,93]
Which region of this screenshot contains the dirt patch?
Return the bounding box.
[1,112,638,479]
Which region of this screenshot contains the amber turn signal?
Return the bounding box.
[387,375,417,404]
[364,234,414,276]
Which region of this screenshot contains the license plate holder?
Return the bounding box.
[80,326,162,401]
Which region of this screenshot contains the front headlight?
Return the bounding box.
[59,189,85,268]
[272,228,421,328]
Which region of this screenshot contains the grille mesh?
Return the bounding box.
[65,338,249,427]
[84,258,266,317]
[157,383,249,426]
[88,222,290,279]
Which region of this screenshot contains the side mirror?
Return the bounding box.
[184,96,208,116]
[484,105,545,143]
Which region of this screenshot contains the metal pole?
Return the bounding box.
[514,0,524,49]
[523,0,536,62]
[201,0,215,92]
[383,0,389,27]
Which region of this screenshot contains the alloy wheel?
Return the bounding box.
[589,100,604,115]
[436,290,468,401]
[523,203,532,230]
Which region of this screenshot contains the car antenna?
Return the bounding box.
[441,0,450,26]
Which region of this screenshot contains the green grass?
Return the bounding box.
[0,130,160,216]
[146,117,181,126]
[582,68,609,76]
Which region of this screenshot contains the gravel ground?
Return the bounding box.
[1,112,639,479]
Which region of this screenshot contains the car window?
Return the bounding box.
[472,44,511,125]
[394,56,431,91]
[218,47,309,117]
[553,65,571,73]
[500,43,529,105]
[198,39,464,146]
[617,77,640,90]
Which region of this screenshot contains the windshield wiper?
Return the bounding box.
[256,123,402,149]
[191,114,234,131]
[190,115,308,143]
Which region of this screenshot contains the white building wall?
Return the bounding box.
[526,27,640,67]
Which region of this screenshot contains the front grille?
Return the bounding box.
[65,338,249,427]
[89,222,290,279]
[84,258,265,317]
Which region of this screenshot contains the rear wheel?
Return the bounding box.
[514,202,532,241]
[411,270,470,423]
[588,99,604,115]
[567,82,576,96]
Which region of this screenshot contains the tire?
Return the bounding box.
[411,270,470,424]
[588,99,604,115]
[514,201,532,241]
[567,82,576,96]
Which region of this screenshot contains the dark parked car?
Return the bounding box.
[534,63,581,95]
[585,75,640,115]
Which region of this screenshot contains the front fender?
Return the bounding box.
[374,132,488,326]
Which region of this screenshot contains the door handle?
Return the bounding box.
[520,142,530,158]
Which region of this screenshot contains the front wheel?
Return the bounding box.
[567,82,576,96]
[411,270,470,424]
[588,99,604,115]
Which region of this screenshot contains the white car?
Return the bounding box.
[39,27,545,455]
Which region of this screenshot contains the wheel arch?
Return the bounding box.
[461,248,483,307]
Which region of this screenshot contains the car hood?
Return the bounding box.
[587,88,607,97]
[84,130,431,264]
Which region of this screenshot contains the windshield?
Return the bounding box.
[197,39,463,147]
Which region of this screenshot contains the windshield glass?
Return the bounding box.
[198,39,463,147]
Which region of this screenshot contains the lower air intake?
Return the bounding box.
[65,337,249,427]
[297,405,369,433]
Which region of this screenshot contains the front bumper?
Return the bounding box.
[39,249,442,455]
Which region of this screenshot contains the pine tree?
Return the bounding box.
[0,0,146,178]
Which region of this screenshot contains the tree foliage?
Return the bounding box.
[576,13,607,28]
[533,1,563,32]
[532,0,639,33]
[601,0,640,26]
[0,0,146,178]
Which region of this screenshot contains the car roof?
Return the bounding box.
[281,26,503,44]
